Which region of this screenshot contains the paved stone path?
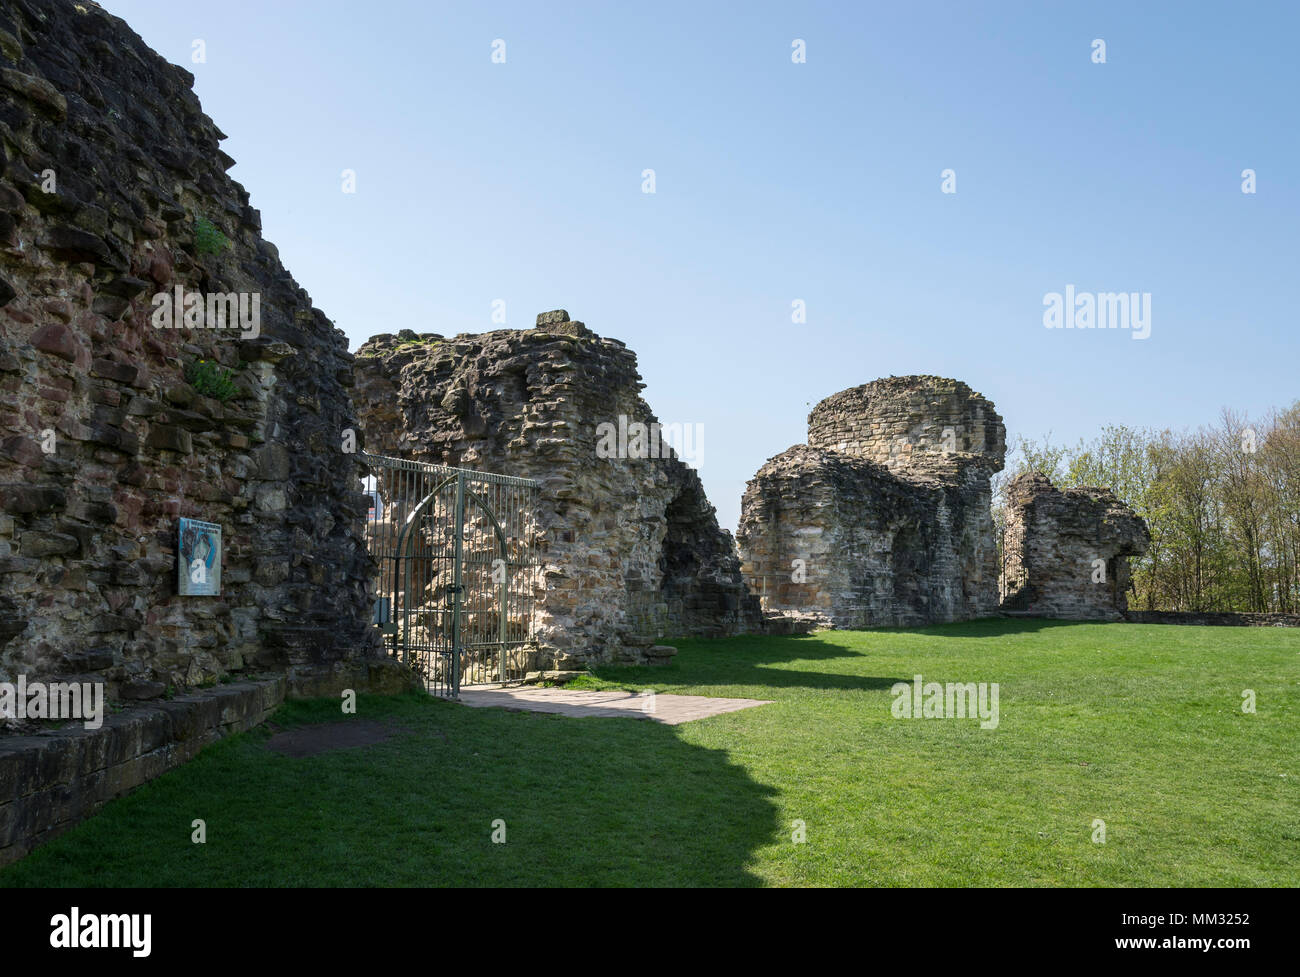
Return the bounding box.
[456,687,773,725]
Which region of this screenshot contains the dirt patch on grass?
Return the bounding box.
[264,719,411,757]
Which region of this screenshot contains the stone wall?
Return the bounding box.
[0,0,384,700]
[999,471,1150,621]
[352,312,762,667]
[1124,611,1300,628]
[0,675,284,867]
[737,376,1005,628]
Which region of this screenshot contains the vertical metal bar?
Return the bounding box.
[451,470,465,697]
[499,490,508,682]
[404,465,412,679]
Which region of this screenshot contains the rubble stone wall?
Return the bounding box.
[352,312,761,667]
[999,471,1150,621]
[1124,611,1300,628]
[0,0,383,701]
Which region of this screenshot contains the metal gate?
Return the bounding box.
[361,453,540,697]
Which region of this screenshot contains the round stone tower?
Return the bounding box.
[807,376,1006,474]
[740,374,1007,631]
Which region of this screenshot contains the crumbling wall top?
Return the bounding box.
[807,375,1006,474]
[1003,471,1150,552]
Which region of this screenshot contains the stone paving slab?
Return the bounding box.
[455,687,773,725]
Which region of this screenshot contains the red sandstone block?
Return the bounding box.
[28,322,82,363]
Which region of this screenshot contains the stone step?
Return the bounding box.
[762,611,821,635]
[523,670,586,685]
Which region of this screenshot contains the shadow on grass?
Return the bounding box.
[587,632,907,692]
[865,616,1093,639]
[586,618,1097,692]
[0,691,780,888]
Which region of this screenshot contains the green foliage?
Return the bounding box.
[193,216,230,255]
[2,624,1296,887]
[393,337,440,351]
[1005,403,1300,613]
[1011,433,1076,485]
[390,329,441,352]
[185,359,239,402]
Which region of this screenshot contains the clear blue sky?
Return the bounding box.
[107,0,1299,531]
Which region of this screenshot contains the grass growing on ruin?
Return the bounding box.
[184,359,239,401]
[192,216,229,255]
[2,619,1297,887]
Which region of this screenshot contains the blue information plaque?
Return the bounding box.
[178,518,222,596]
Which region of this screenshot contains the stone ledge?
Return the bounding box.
[0,659,420,867]
[1124,611,1300,628]
[285,658,420,698]
[0,676,285,867]
[522,670,586,685]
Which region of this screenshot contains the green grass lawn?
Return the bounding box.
[3,619,1297,887]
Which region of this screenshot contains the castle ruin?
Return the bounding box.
[737,376,1007,628]
[0,0,1160,867]
[352,312,763,668]
[999,471,1150,621]
[0,0,408,864]
[0,0,392,698]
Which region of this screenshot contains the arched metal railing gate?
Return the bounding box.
[360,453,540,697]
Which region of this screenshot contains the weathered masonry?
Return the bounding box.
[737,376,1006,629]
[0,0,406,865]
[0,0,389,696]
[353,312,763,668]
[999,471,1150,621]
[0,0,390,696]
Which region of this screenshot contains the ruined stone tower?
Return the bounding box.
[352,311,762,667]
[999,471,1150,621]
[737,376,1006,628]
